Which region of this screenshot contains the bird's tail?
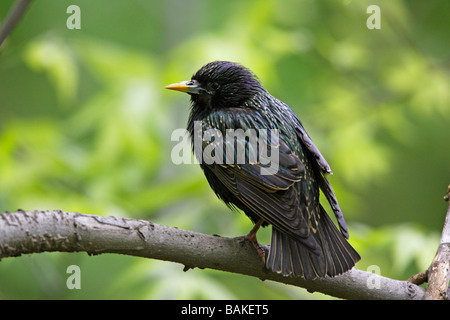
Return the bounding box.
[266,205,360,279]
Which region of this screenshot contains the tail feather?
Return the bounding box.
[266,205,360,279]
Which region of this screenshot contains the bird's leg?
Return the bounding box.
[238,219,266,263]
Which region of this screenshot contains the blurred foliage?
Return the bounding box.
[0,0,449,299]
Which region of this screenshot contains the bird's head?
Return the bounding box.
[165,61,263,109]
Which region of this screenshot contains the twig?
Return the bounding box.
[408,270,427,286]
[0,209,425,300]
[0,0,33,48]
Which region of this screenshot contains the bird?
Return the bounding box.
[165,61,360,279]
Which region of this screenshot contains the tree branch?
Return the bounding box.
[423,185,450,300]
[0,209,425,300]
[0,0,33,48]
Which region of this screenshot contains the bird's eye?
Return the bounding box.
[211,82,220,90]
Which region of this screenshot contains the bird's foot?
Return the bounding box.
[235,219,266,264]
[248,235,266,264]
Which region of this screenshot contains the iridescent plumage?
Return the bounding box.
[167,61,360,279]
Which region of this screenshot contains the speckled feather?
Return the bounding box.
[183,61,360,279]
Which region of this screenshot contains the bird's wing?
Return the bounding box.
[295,125,349,238]
[209,160,313,243]
[198,111,314,242]
[295,124,332,174]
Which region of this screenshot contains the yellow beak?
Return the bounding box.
[165,80,202,94]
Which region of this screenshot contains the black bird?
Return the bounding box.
[166,61,360,279]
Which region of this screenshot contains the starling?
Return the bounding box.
[166,61,360,279]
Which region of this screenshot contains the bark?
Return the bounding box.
[0,209,426,300]
[422,186,450,300]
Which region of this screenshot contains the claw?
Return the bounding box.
[236,219,266,263]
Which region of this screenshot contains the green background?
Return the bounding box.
[0,0,449,299]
